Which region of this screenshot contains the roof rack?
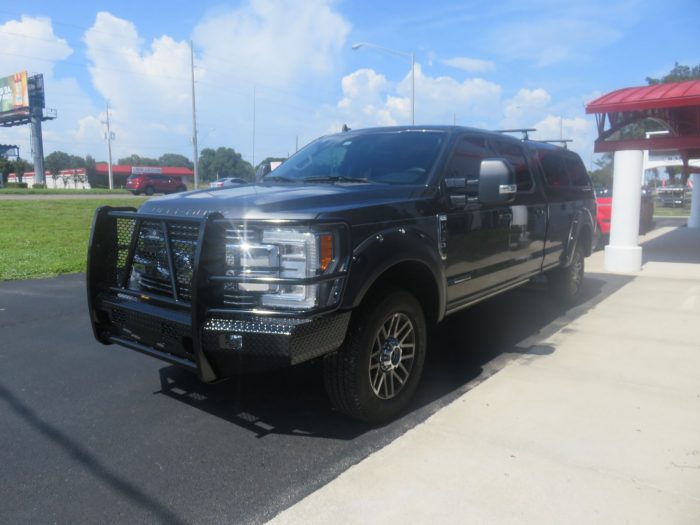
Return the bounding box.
[538,139,573,150]
[496,128,536,140]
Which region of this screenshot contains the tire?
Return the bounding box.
[549,243,585,305]
[144,186,155,196]
[323,289,427,424]
[176,185,187,193]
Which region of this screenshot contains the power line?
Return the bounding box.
[0,50,192,83]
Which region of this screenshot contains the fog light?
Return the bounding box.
[223,333,243,350]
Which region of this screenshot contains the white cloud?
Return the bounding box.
[501,88,552,128]
[84,12,193,158]
[81,2,351,162]
[0,16,99,160]
[0,16,72,75]
[335,64,501,129]
[193,0,350,86]
[442,57,495,73]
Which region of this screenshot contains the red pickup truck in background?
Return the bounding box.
[595,187,654,249]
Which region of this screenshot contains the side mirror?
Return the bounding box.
[478,159,516,205]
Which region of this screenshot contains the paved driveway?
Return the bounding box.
[0,270,625,523]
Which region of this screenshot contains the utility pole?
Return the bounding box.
[103,101,114,190]
[190,40,199,189]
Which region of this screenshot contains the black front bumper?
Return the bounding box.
[95,293,350,376]
[87,207,351,381]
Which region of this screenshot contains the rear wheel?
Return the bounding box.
[549,243,585,305]
[324,289,426,424]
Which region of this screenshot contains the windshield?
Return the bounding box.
[265,130,446,185]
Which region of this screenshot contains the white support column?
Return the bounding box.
[689,173,700,229]
[605,150,644,273]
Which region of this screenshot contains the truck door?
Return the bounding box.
[489,138,547,279]
[442,134,512,308]
[536,150,574,269]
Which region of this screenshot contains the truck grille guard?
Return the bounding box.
[87,206,350,382]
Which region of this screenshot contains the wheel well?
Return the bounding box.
[360,261,440,325]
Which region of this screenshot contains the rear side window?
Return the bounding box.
[539,152,569,188]
[566,156,591,188]
[491,139,534,191]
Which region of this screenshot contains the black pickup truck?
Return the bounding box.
[87,126,595,423]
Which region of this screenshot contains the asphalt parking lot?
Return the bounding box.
[0,263,627,524]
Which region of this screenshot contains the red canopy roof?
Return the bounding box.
[586,80,700,157]
[586,80,700,114]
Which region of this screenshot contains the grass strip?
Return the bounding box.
[0,199,143,280]
[0,188,133,195]
[653,207,690,217]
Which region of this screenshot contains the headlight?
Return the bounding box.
[224,225,342,311]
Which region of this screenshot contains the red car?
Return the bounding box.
[595,187,654,248]
[126,173,188,195]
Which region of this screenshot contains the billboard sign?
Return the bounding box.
[0,71,29,115]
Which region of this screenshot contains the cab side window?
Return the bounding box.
[444,135,491,196]
[491,139,534,192]
[445,135,490,178]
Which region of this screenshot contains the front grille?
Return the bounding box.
[129,220,199,301]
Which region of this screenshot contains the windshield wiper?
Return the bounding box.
[302,175,368,184]
[263,175,297,183]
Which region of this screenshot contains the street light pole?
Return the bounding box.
[352,42,415,125]
[103,101,114,190]
[190,40,199,190]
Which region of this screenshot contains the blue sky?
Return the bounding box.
[1,0,698,168]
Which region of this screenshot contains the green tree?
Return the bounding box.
[13,158,32,183]
[118,154,159,166]
[199,147,254,182]
[159,153,193,169]
[588,153,613,188]
[646,62,700,85]
[85,155,100,187]
[45,151,72,177]
[0,156,12,185]
[68,155,86,169]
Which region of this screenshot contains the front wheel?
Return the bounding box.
[549,243,585,305]
[324,289,427,424]
[144,186,155,196]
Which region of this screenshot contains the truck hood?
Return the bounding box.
[139,183,431,222]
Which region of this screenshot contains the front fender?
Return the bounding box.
[342,221,446,322]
